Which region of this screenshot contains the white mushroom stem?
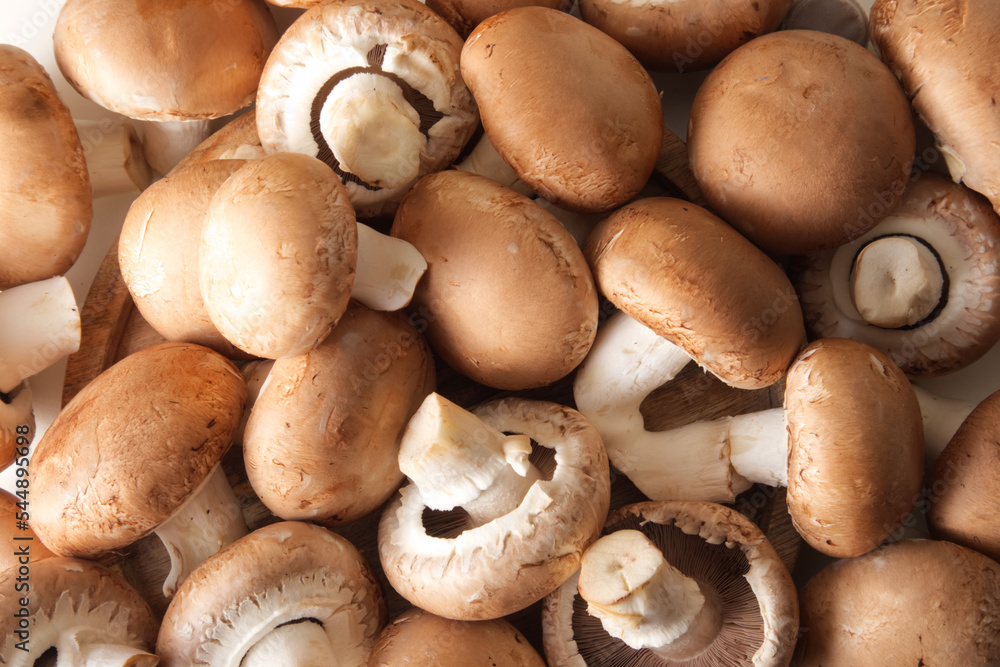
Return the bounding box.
[578,530,719,656]
[75,119,154,198]
[398,392,543,527]
[138,117,213,176]
[241,621,339,667]
[533,197,604,248]
[62,642,159,667]
[321,73,425,189]
[911,383,976,464]
[154,464,248,598]
[573,312,748,502]
[0,275,81,394]
[851,235,945,328]
[352,222,427,311]
[454,132,534,196]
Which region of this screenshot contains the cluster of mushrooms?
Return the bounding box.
[4,0,1000,664]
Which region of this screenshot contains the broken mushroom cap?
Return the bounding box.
[790,172,1000,377]
[0,44,91,290]
[200,152,358,359]
[578,0,794,73]
[0,557,159,665]
[379,396,610,621]
[795,538,1000,665]
[255,0,479,218]
[461,6,663,213]
[0,487,54,572]
[688,29,915,255]
[926,387,1000,562]
[870,0,1000,213]
[119,158,250,358]
[157,520,387,665]
[785,337,924,558]
[543,500,799,667]
[391,169,598,390]
[244,302,435,525]
[30,342,248,597]
[367,607,546,666]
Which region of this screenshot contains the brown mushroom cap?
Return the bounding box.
[926,388,1000,562]
[244,302,436,525]
[585,196,806,390]
[579,0,795,73]
[54,0,278,122]
[461,6,663,213]
[870,0,1000,214]
[542,500,799,667]
[688,29,915,256]
[390,169,598,390]
[29,342,247,559]
[0,45,91,290]
[200,152,359,359]
[119,158,250,357]
[795,538,1000,665]
[368,607,546,666]
[784,338,924,558]
[157,520,387,664]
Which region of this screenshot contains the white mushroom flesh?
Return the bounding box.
[851,235,945,328]
[727,407,789,488]
[137,118,213,176]
[75,119,154,198]
[911,383,976,465]
[351,222,427,311]
[240,621,339,667]
[454,132,534,196]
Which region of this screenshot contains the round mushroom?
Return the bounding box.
[543,501,799,667]
[157,520,387,666]
[368,607,547,666]
[0,557,159,666]
[0,44,91,290]
[53,0,279,175]
[390,169,599,390]
[379,394,610,620]
[789,173,1000,377]
[688,29,916,255]
[30,342,249,599]
[795,538,1000,665]
[255,0,479,217]
[461,6,663,213]
[244,302,436,525]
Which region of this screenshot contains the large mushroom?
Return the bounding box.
[255,0,479,217]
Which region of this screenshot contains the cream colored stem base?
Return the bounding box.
[75,120,154,198]
[455,132,533,196]
[352,222,427,312]
[72,643,159,667]
[139,118,213,176]
[728,407,789,488]
[241,621,339,667]
[851,235,944,328]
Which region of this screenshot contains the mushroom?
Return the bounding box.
[53,0,279,175]
[367,607,547,666]
[0,383,34,472]
[461,6,664,213]
[573,196,805,502]
[255,0,479,218]
[542,501,799,667]
[870,0,1000,215]
[0,487,54,573]
[244,302,436,525]
[688,29,916,255]
[789,173,1000,377]
[0,557,159,666]
[780,0,869,46]
[0,44,91,290]
[156,520,387,666]
[795,538,1000,664]
[577,0,794,73]
[391,169,599,390]
[29,342,249,599]
[379,393,610,620]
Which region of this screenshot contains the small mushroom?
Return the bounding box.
[0,45,91,290]
[688,29,916,255]
[156,520,387,666]
[573,197,805,502]
[461,6,664,213]
[780,0,869,46]
[0,382,34,473]
[379,393,610,620]
[789,173,1000,377]
[255,0,479,217]
[244,302,435,525]
[543,501,799,667]
[30,342,249,599]
[53,0,279,175]
[0,487,54,573]
[0,557,159,666]
[367,607,547,666]
[795,538,1000,664]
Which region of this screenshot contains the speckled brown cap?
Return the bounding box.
[30,342,247,559]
